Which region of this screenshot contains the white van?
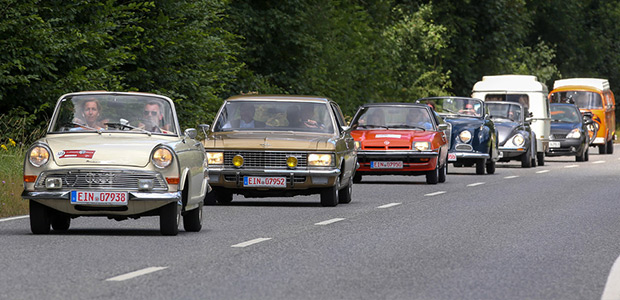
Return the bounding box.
[472,75,550,165]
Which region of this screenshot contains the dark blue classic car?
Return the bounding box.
[487,101,537,168]
[547,103,590,161]
[417,97,499,175]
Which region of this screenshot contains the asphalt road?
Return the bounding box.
[2,146,620,300]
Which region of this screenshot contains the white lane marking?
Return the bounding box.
[105,267,168,282]
[601,255,620,300]
[593,160,606,164]
[565,165,579,168]
[425,191,446,197]
[315,218,345,226]
[231,238,272,248]
[0,215,28,222]
[377,203,401,209]
[467,182,485,187]
[504,175,519,179]
[536,170,550,174]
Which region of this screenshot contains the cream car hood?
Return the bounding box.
[205,132,336,151]
[45,133,174,167]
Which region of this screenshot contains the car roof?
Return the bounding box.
[225,94,331,103]
[417,96,484,102]
[361,102,430,108]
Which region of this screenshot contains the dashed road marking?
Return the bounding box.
[231,238,272,248]
[565,165,579,168]
[593,160,606,164]
[315,218,345,226]
[377,203,402,209]
[467,182,485,187]
[536,170,550,174]
[504,175,519,179]
[105,267,168,282]
[601,254,620,300]
[425,191,446,197]
[0,215,28,222]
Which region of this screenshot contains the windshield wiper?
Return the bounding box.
[388,125,426,130]
[104,121,152,136]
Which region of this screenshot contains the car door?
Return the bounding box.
[330,101,357,180]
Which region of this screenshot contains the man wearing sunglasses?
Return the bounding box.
[140,101,170,133]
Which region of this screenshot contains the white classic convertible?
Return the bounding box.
[22,91,209,235]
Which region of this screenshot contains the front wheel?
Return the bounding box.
[536,152,545,166]
[320,177,339,207]
[338,176,353,204]
[29,200,50,234]
[160,201,180,236]
[426,165,439,184]
[521,147,532,168]
[475,158,486,175]
[438,162,447,183]
[183,202,203,232]
[51,214,71,232]
[486,159,496,174]
[607,139,614,154]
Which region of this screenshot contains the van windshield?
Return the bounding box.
[485,94,529,108]
[550,91,603,109]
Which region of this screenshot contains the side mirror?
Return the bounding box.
[438,124,449,130]
[184,128,198,139]
[341,125,350,131]
[198,124,210,137]
[583,118,593,125]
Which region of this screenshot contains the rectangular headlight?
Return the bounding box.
[207,152,224,165]
[308,153,334,166]
[413,141,431,151]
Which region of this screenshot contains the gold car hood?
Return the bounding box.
[205,132,336,151]
[45,133,173,167]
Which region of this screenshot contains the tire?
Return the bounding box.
[320,177,339,207]
[51,214,71,232]
[536,152,545,166]
[599,143,607,154]
[214,188,233,204]
[338,176,352,204]
[353,173,362,183]
[576,147,586,162]
[426,163,439,184]
[438,162,447,183]
[475,158,486,175]
[29,200,50,234]
[521,147,532,168]
[607,139,614,154]
[183,202,203,232]
[486,159,496,174]
[160,201,180,236]
[584,148,589,161]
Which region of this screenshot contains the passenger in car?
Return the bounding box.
[406,109,433,130]
[72,97,107,130]
[223,103,266,129]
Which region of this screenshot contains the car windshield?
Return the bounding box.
[213,101,335,133]
[550,105,581,123]
[418,98,483,118]
[351,106,433,130]
[50,94,177,135]
[549,91,603,109]
[488,103,522,122]
[485,94,530,109]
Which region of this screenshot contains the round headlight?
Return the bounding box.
[29,146,50,167]
[512,134,525,147]
[287,156,298,168]
[152,148,173,168]
[232,155,244,167]
[459,130,472,143]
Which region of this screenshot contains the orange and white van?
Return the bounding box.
[549,78,616,154]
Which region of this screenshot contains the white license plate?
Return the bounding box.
[448,153,457,161]
[70,191,128,205]
[371,161,403,169]
[244,176,286,188]
[549,141,561,148]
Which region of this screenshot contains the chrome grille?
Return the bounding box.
[224,151,308,168]
[35,170,168,190]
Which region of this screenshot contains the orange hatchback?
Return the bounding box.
[349,103,450,184]
[549,78,616,154]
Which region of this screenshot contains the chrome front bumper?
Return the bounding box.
[22,190,182,201]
